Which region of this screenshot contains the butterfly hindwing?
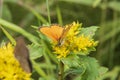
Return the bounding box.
[14,36,32,73]
[59,24,72,43]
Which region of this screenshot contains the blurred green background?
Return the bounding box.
[0,0,120,80]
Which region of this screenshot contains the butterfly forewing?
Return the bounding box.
[40,24,64,42]
[39,24,72,45]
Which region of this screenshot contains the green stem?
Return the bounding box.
[109,0,118,69]
[0,26,16,45]
[18,1,48,24]
[100,0,108,41]
[40,37,58,63]
[32,60,48,79]
[43,48,54,76]
[56,6,63,25]
[100,0,108,25]
[46,0,51,24]
[58,61,64,80]
[0,0,3,18]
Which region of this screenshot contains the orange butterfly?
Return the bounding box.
[39,24,71,45]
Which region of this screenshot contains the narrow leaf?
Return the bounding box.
[0,26,16,45]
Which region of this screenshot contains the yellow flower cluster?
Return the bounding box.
[0,43,31,80]
[53,22,98,58]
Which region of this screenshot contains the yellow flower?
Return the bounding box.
[54,46,70,58]
[0,43,31,80]
[53,22,98,58]
[65,22,81,37]
[40,21,98,58]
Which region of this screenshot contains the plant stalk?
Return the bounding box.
[58,61,64,80]
[46,0,51,24]
[0,0,3,18]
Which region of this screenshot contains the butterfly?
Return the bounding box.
[14,36,32,73]
[39,24,72,45]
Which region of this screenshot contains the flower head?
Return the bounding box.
[40,22,98,58]
[53,22,98,58]
[0,43,31,80]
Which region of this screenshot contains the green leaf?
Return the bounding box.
[56,6,63,25]
[64,67,85,78]
[93,0,101,7]
[38,78,45,80]
[79,26,99,38]
[38,31,58,63]
[76,47,96,56]
[31,60,47,78]
[2,4,12,21]
[35,63,56,69]
[61,54,81,68]
[0,41,6,47]
[108,1,120,12]
[0,26,16,45]
[98,67,108,76]
[100,66,119,80]
[96,19,120,43]
[38,76,56,80]
[78,56,100,80]
[62,54,86,79]
[96,67,108,80]
[4,0,18,3]
[59,0,96,6]
[38,31,53,50]
[0,19,39,45]
[28,44,43,60]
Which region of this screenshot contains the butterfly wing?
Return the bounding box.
[14,36,32,73]
[59,24,72,43]
[40,25,64,42]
